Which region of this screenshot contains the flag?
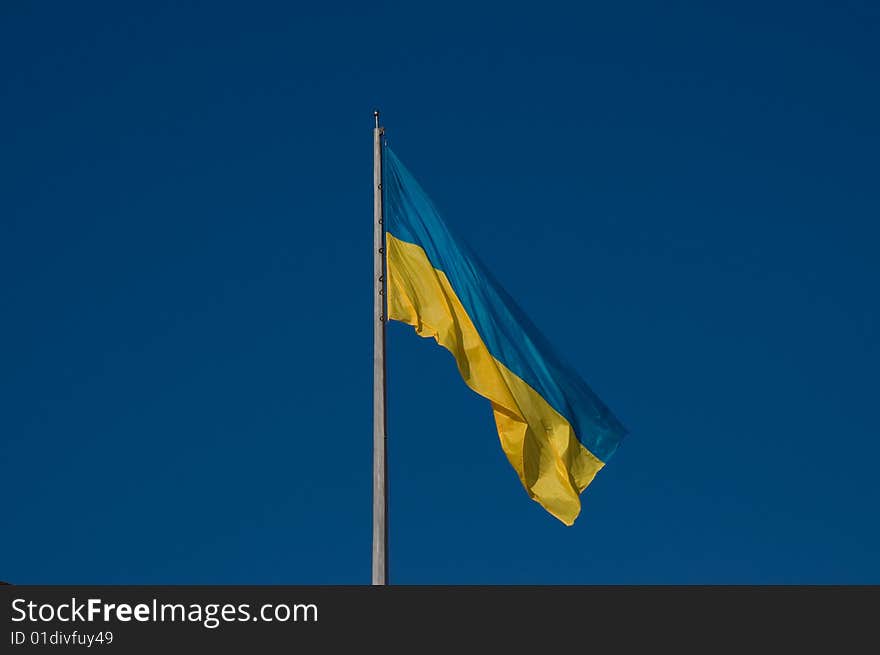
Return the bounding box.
[383,147,627,525]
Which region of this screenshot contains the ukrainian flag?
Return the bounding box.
[384,147,627,525]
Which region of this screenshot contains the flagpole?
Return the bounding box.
[372,110,388,585]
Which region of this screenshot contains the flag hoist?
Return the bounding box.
[372,111,388,586]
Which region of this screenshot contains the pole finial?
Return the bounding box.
[374,110,380,128]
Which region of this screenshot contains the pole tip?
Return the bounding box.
[374,110,380,128]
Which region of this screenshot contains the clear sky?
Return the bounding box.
[2,1,878,584]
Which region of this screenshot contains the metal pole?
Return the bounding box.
[372,110,388,585]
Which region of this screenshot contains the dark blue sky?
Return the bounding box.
[2,1,878,583]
